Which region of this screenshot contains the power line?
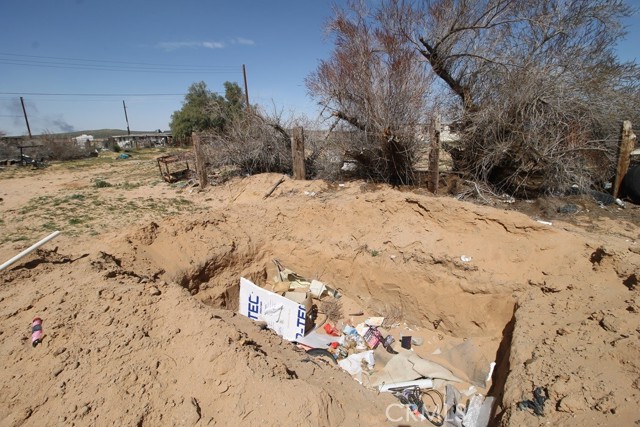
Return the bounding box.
[0,92,190,96]
[0,59,240,74]
[0,52,238,70]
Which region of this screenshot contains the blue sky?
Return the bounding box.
[0,0,639,136]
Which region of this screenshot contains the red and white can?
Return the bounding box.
[31,317,43,347]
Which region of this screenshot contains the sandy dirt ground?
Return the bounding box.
[0,150,639,426]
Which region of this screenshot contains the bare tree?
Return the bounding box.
[199,104,302,179]
[306,1,433,184]
[380,0,640,195]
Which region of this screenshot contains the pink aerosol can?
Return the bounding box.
[31,317,43,347]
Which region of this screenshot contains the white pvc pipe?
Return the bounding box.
[0,231,61,272]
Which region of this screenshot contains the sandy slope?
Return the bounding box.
[1,160,639,426]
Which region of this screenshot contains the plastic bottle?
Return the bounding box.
[31,317,43,347]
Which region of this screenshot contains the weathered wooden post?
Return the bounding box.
[613,121,635,199]
[428,115,441,193]
[192,131,208,189]
[291,126,306,180]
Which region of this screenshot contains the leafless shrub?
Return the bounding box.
[39,131,97,161]
[461,60,640,195]
[382,0,640,194]
[320,299,344,323]
[307,1,433,185]
[199,106,293,176]
[381,304,403,328]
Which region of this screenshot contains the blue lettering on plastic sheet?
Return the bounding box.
[295,306,306,339]
[248,294,260,320]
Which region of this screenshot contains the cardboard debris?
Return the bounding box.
[309,280,327,298]
[272,259,341,298]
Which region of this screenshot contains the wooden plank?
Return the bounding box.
[428,115,441,193]
[192,131,208,189]
[613,121,635,199]
[291,126,306,180]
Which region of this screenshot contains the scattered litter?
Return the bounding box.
[501,195,515,204]
[411,337,424,346]
[272,260,340,298]
[303,191,317,197]
[460,255,472,262]
[117,153,130,160]
[475,397,495,427]
[31,317,43,347]
[536,220,553,226]
[309,280,327,298]
[355,323,369,337]
[390,386,445,425]
[486,361,496,382]
[362,326,383,349]
[338,350,375,376]
[615,198,625,208]
[445,384,464,427]
[462,385,477,397]
[557,204,579,214]
[364,317,384,327]
[238,263,491,413]
[238,277,313,341]
[338,183,345,187]
[383,335,398,354]
[379,378,434,393]
[462,394,486,427]
[323,323,341,336]
[401,335,412,349]
[348,311,364,316]
[343,325,357,335]
[517,386,548,416]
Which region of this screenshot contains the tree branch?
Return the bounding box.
[418,38,476,111]
[331,110,367,131]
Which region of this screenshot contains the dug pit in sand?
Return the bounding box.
[236,261,507,426]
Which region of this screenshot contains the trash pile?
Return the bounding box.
[238,261,495,427]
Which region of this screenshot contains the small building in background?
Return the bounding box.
[112,132,172,150]
[73,134,94,146]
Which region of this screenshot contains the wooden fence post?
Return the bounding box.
[192,131,208,189]
[291,127,306,180]
[613,121,635,199]
[428,115,441,193]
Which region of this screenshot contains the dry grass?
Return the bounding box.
[320,299,344,323]
[0,148,202,244]
[380,304,403,328]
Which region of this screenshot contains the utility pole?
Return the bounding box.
[20,96,32,139]
[122,100,131,136]
[242,64,250,112]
